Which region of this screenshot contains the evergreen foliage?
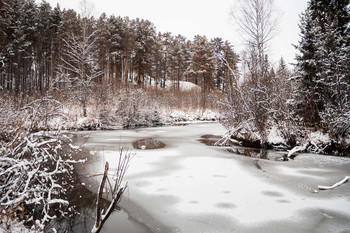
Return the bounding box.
[294,0,350,137]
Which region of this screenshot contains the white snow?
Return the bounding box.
[308,131,331,145]
[177,81,200,91]
[267,126,286,145]
[77,123,350,233]
[147,80,200,92]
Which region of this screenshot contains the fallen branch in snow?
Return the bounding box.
[214,130,242,147]
[286,144,307,160]
[318,176,350,190]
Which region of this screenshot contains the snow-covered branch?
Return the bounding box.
[0,124,84,230]
[318,176,350,190]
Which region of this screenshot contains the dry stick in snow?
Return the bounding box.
[91,149,130,233]
[92,162,109,233]
[318,176,350,190]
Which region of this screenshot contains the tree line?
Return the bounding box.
[0,0,238,100]
[1,0,349,152]
[221,0,349,153]
[294,0,350,139]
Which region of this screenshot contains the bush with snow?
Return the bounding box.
[305,131,332,154]
[0,122,84,231]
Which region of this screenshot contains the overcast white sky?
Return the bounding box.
[41,0,308,66]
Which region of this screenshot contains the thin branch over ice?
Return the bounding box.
[318,176,350,190]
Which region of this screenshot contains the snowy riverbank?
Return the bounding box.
[75,123,350,233]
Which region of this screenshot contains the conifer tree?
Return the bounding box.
[294,0,350,136]
[186,35,217,109]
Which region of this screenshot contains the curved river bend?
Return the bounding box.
[74,123,350,233]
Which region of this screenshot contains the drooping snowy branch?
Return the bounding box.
[286,144,307,160]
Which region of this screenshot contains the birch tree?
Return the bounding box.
[228,0,278,147]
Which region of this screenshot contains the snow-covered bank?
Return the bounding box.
[64,108,222,131]
[224,124,350,157]
[76,123,350,233]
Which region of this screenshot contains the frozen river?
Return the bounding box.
[75,123,350,233]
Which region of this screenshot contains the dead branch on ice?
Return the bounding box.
[287,144,307,160]
[318,176,350,190]
[91,148,131,233]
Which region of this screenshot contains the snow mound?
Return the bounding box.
[178,81,200,91]
[267,126,286,145]
[163,81,200,91]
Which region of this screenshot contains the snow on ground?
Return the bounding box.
[308,131,331,144]
[76,123,350,233]
[0,219,38,233]
[267,126,286,145]
[146,80,200,92]
[177,81,200,92]
[169,109,220,122]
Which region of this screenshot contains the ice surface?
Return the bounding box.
[76,123,350,233]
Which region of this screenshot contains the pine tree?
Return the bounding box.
[0,0,12,89]
[317,0,350,137]
[294,5,322,125]
[185,35,217,109]
[106,15,122,86]
[294,0,350,136]
[119,17,136,86]
[211,37,225,90]
[133,18,157,86]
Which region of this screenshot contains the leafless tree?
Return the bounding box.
[232,0,277,62]
[60,16,101,117]
[227,0,278,147]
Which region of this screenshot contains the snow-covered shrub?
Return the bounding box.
[320,103,350,141]
[115,89,162,128]
[0,122,84,231]
[0,93,20,132]
[23,95,66,131]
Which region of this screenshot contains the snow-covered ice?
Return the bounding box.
[76,123,350,233]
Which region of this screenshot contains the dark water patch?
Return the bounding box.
[262,191,284,197]
[254,160,265,171]
[44,149,151,232]
[171,122,189,126]
[45,168,113,232]
[222,191,231,194]
[198,134,223,146]
[215,202,236,209]
[132,138,166,150]
[226,147,286,161]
